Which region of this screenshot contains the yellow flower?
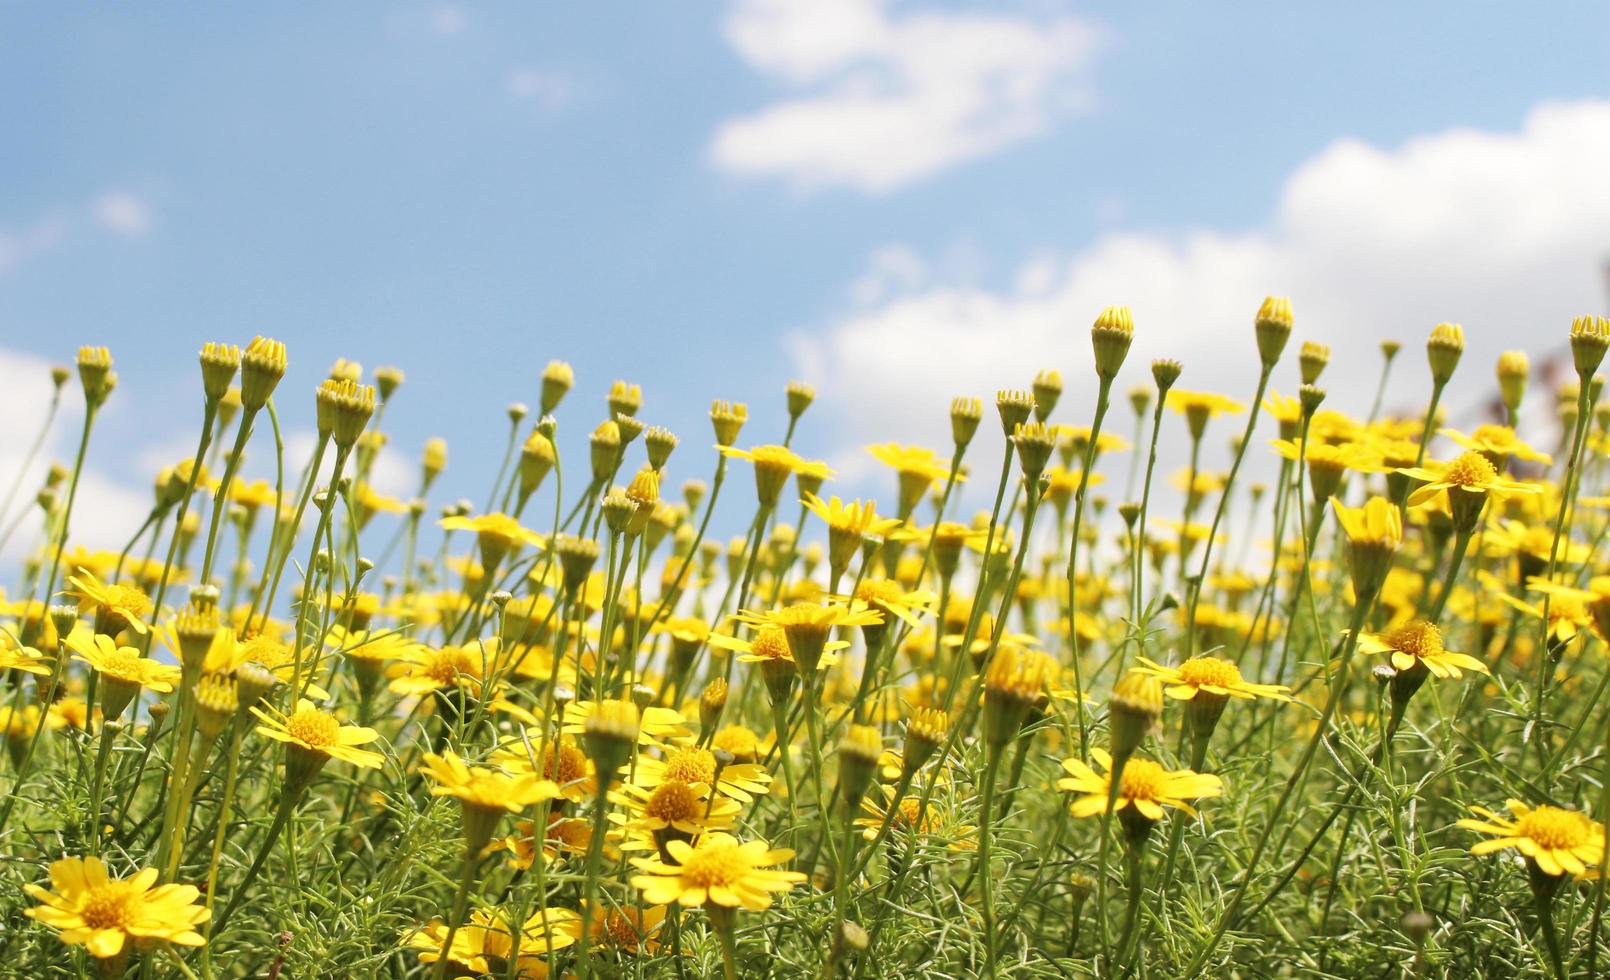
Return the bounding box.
[493,738,596,804]
[386,640,491,698]
[0,642,51,677]
[734,603,882,670]
[1331,497,1403,550]
[631,744,772,803]
[1057,748,1223,821]
[1457,799,1604,877]
[1498,580,1598,647]
[563,700,690,746]
[420,750,559,813]
[578,900,667,956]
[802,493,902,539]
[1132,655,1291,702]
[1400,451,1542,510]
[251,698,384,769]
[1269,439,1384,475]
[834,578,935,630]
[611,779,741,841]
[719,445,835,507]
[1355,621,1488,680]
[629,832,806,910]
[406,906,579,976]
[865,442,953,483]
[68,633,180,694]
[65,570,151,635]
[1166,390,1243,418]
[1440,424,1550,465]
[440,512,546,565]
[855,784,977,850]
[24,856,208,960]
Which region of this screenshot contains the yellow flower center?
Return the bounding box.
[1117,758,1167,803]
[598,909,641,950]
[749,628,791,662]
[1175,656,1241,690]
[79,880,137,931]
[644,781,701,823]
[426,648,477,685]
[99,648,145,683]
[894,798,933,832]
[680,841,747,889]
[855,579,904,609]
[546,745,586,784]
[1515,805,1596,850]
[241,635,291,667]
[1549,594,1587,624]
[1443,451,1497,487]
[711,726,758,762]
[100,584,151,622]
[662,748,716,785]
[285,707,340,749]
[1385,621,1443,660]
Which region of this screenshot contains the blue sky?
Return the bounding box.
[3,2,1610,551]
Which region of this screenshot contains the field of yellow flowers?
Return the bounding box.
[2,305,1609,977]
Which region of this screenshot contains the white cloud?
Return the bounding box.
[429,4,466,36]
[92,191,153,237]
[790,100,1610,459]
[711,0,1101,193]
[506,67,575,110]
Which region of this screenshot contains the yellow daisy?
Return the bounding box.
[1058,747,1223,821]
[1457,799,1604,877]
[24,856,208,961]
[629,832,805,910]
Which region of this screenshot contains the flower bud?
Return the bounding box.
[1107,670,1162,762]
[710,401,748,447]
[1426,323,1465,386]
[786,381,815,420]
[837,724,882,807]
[1091,305,1135,381]
[240,336,287,413]
[700,677,728,732]
[607,380,642,419]
[902,706,947,777]
[1032,370,1063,421]
[76,346,114,407]
[1570,315,1610,379]
[996,390,1035,437]
[1254,296,1294,368]
[1497,350,1529,416]
[583,699,640,782]
[540,360,574,415]
[950,397,983,449]
[1151,359,1182,395]
[199,343,241,403]
[1298,341,1329,385]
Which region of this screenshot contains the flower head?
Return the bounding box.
[1058,748,1223,821]
[25,856,208,960]
[1356,621,1488,680]
[629,832,805,910]
[1458,800,1603,877]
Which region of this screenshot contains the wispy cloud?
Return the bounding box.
[429,4,466,36]
[505,67,575,110]
[711,0,1101,194]
[92,191,153,238]
[0,189,154,276]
